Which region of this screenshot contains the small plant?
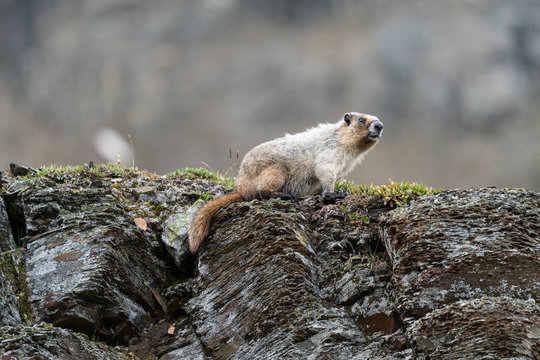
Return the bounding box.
[168,167,216,180]
[349,212,369,226]
[367,237,382,265]
[336,179,441,207]
[128,134,135,169]
[196,190,213,202]
[340,205,369,226]
[167,167,235,191]
[16,163,141,184]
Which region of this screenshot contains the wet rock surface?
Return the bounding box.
[1,166,539,359]
[0,265,22,327]
[16,184,180,344]
[0,249,28,328]
[186,198,380,359]
[381,189,540,319]
[409,297,539,359]
[0,196,16,253]
[381,188,540,359]
[161,204,200,272]
[0,323,132,359]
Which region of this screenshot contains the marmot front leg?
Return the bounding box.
[319,173,347,201]
[317,167,337,195]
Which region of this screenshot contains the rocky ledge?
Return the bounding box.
[0,164,538,359]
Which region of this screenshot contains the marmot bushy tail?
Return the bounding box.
[188,193,244,253]
[188,112,383,253]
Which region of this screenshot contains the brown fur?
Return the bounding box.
[188,193,244,253]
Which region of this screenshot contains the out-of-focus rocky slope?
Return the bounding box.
[0,164,538,359]
[2,1,540,189]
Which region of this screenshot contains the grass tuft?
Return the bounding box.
[12,164,438,206]
[166,167,235,191]
[14,163,143,185]
[336,179,441,207]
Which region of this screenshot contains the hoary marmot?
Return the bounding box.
[188,112,383,253]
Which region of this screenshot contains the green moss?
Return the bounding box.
[37,322,55,331]
[167,167,235,191]
[170,274,192,286]
[146,201,167,216]
[14,163,147,185]
[340,205,369,226]
[196,190,213,202]
[166,213,190,244]
[292,305,341,328]
[167,167,216,180]
[336,179,442,207]
[0,249,33,324]
[342,255,370,273]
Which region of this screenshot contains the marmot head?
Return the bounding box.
[341,112,383,151]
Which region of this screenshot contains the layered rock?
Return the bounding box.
[0,323,132,359]
[381,188,540,359]
[1,166,538,359]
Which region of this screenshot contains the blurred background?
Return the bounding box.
[1,0,539,190]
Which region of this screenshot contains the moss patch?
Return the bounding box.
[12,163,155,186]
[336,179,441,207]
[167,167,235,191]
[0,249,33,324]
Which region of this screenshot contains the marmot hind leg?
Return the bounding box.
[257,192,298,201]
[254,165,288,197]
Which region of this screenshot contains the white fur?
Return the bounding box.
[237,113,381,198]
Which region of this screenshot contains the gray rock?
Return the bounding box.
[409,297,540,359]
[26,219,156,343]
[381,188,540,323]
[352,288,399,335]
[333,268,377,305]
[381,188,540,359]
[0,267,22,327]
[9,163,36,177]
[16,184,173,344]
[0,249,30,326]
[0,165,231,357]
[161,335,208,360]
[0,323,131,359]
[2,167,539,359]
[0,196,16,253]
[161,201,202,271]
[185,198,380,359]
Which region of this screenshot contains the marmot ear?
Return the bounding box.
[344,113,351,126]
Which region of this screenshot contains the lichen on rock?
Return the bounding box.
[0,322,134,359]
[409,297,539,359]
[1,164,539,359]
[0,196,16,252]
[381,188,540,358]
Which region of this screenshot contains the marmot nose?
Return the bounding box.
[372,119,383,133]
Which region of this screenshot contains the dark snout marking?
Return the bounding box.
[372,119,383,133]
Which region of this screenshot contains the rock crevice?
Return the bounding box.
[0,166,538,359]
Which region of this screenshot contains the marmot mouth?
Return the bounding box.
[367,133,381,141]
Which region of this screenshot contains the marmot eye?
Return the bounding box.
[358,118,366,124]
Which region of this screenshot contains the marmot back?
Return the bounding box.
[188,112,383,252]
